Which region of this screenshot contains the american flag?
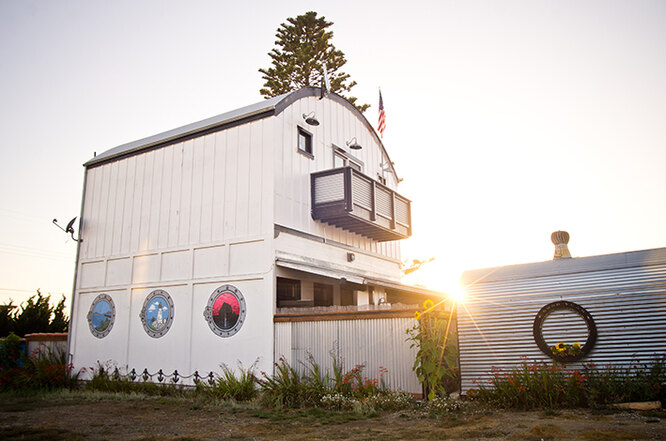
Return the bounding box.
[377,89,386,137]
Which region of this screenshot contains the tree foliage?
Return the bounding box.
[259,11,369,112]
[0,290,69,337]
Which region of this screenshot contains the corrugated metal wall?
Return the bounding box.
[458,250,666,392]
[275,317,421,394]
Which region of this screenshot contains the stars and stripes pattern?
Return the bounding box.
[377,89,386,137]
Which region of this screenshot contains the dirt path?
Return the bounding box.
[0,393,664,440]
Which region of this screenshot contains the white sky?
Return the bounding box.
[1,0,665,308]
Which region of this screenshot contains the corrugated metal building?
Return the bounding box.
[458,246,666,392]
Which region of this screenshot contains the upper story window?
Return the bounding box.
[333,146,362,172]
[298,127,313,158]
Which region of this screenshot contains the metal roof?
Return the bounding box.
[84,87,399,179]
[84,92,287,167]
[461,246,666,285]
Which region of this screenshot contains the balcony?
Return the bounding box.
[311,167,412,241]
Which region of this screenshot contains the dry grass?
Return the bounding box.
[0,391,664,440]
[509,423,566,440]
[578,430,649,440]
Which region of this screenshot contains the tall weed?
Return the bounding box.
[199,362,258,401]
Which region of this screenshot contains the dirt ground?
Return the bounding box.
[1,392,665,441]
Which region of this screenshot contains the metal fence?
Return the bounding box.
[274,311,421,394]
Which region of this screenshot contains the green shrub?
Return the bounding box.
[474,355,666,409]
[198,363,258,401]
[0,339,79,391]
[259,355,397,409]
[259,357,313,407]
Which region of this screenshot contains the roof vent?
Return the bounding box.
[551,231,571,260]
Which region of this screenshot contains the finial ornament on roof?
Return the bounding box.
[551,230,572,260]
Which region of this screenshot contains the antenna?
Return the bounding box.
[320,64,331,99]
[53,217,82,242]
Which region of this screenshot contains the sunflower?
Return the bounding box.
[423,299,434,310]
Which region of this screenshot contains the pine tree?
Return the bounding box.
[259,11,369,112]
[49,295,69,333]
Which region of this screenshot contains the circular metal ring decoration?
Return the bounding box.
[533,300,597,362]
[203,285,247,338]
[140,289,174,338]
[87,293,116,339]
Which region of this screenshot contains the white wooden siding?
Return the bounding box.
[80,121,273,261]
[273,95,402,262]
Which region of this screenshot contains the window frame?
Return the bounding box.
[297,126,314,159]
[332,145,364,172]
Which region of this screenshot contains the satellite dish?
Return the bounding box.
[65,217,77,234]
[52,216,82,242]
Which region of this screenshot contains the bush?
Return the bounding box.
[474,355,666,409]
[198,362,258,401]
[259,355,395,409]
[1,291,69,338]
[0,338,79,391]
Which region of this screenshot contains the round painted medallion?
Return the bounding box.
[203,285,247,338]
[140,289,174,338]
[87,294,115,338]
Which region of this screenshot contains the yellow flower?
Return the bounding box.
[414,311,421,320]
[557,342,566,349]
[423,299,434,310]
[573,342,581,348]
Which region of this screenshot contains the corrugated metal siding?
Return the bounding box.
[274,317,421,394]
[459,258,666,392]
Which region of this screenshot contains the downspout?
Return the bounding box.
[66,166,88,364]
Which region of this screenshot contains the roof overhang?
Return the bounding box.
[275,257,444,298]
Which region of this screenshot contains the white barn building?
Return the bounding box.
[68,87,439,391]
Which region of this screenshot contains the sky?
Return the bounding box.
[1,0,665,309]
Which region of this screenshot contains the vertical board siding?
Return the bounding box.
[79,119,271,261]
[274,317,421,394]
[458,259,666,392]
[273,95,402,261]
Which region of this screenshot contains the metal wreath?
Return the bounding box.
[532,300,597,362]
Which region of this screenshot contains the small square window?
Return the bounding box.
[298,127,313,157]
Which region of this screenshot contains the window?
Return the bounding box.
[277,278,301,303]
[314,283,334,307]
[332,146,363,172]
[340,288,355,306]
[334,151,346,168]
[298,127,313,157]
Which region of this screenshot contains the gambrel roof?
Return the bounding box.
[85,87,399,179]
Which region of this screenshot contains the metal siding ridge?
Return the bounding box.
[459,253,666,393]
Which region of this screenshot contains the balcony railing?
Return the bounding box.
[311,167,412,241]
